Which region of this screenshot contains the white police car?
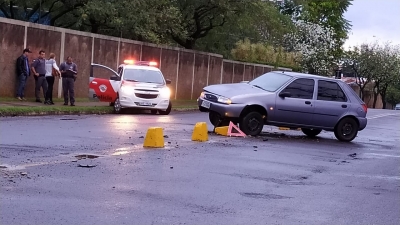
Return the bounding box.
[89,60,172,114]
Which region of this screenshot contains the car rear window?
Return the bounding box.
[123,69,164,84]
[249,72,292,92]
[341,82,365,104]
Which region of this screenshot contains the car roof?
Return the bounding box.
[270,71,338,81]
[122,64,160,71]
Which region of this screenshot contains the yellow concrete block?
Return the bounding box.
[192,122,208,142]
[214,126,229,136]
[279,127,290,130]
[143,127,164,148]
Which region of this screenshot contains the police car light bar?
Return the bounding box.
[123,59,158,67]
[123,59,135,65]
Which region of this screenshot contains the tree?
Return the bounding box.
[373,43,400,109]
[169,0,256,49]
[342,43,380,101]
[282,20,336,76]
[70,0,185,43]
[195,0,293,57]
[279,0,352,59]
[0,0,85,25]
[386,85,400,108]
[231,38,300,70]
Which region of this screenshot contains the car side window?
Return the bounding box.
[317,80,347,102]
[281,78,315,99]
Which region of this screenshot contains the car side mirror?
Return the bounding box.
[110,76,120,81]
[166,79,172,84]
[279,91,291,98]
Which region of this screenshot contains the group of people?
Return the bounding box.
[16,48,78,106]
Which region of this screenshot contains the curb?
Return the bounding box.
[0,107,199,117]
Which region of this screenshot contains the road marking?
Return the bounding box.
[367,113,399,120]
[363,153,400,158]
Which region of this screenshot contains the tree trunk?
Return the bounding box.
[382,94,387,109]
[372,92,378,108]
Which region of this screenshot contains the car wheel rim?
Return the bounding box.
[114,99,121,112]
[248,118,260,132]
[342,123,353,136]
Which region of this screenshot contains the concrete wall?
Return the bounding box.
[0,18,292,100]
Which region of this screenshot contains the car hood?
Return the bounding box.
[203,83,266,98]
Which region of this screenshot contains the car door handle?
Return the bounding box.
[91,81,97,85]
[341,104,347,108]
[305,101,311,105]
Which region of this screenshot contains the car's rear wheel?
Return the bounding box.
[113,97,122,114]
[239,111,263,136]
[334,117,359,142]
[301,128,322,138]
[159,102,172,115]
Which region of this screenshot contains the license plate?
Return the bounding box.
[201,100,211,109]
[139,102,152,106]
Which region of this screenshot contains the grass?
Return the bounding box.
[0,98,198,116]
[0,106,113,117]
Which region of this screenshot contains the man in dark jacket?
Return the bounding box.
[16,48,32,100]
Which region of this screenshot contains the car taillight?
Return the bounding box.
[362,104,368,113]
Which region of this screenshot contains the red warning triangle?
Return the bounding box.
[227,121,246,137]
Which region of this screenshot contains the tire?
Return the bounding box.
[109,102,114,106]
[150,110,158,115]
[239,111,264,136]
[334,117,359,142]
[113,97,122,114]
[209,111,233,127]
[159,102,172,115]
[301,128,322,138]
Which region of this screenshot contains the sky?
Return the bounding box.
[343,0,400,49]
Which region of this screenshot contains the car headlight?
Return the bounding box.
[217,96,232,104]
[200,91,205,98]
[120,85,134,95]
[160,87,171,98]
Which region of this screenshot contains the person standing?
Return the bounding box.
[16,48,32,100]
[44,53,61,105]
[60,56,78,106]
[31,50,48,103]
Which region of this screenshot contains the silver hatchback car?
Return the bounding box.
[197,71,368,142]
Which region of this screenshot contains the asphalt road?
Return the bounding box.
[1,109,399,225]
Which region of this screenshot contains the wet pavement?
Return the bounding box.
[0,109,399,225]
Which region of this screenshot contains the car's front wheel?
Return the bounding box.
[301,128,322,138]
[239,111,264,136]
[159,102,172,115]
[334,117,359,142]
[113,97,122,114]
[209,111,230,127]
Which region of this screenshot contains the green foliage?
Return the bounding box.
[342,43,380,100]
[231,38,301,71]
[195,1,293,57]
[343,42,400,108]
[386,85,400,107]
[279,0,352,59]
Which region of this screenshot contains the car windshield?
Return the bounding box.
[123,68,164,84]
[248,72,292,92]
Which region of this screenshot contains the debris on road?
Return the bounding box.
[20,172,27,176]
[75,154,100,160]
[348,153,357,157]
[78,164,97,168]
